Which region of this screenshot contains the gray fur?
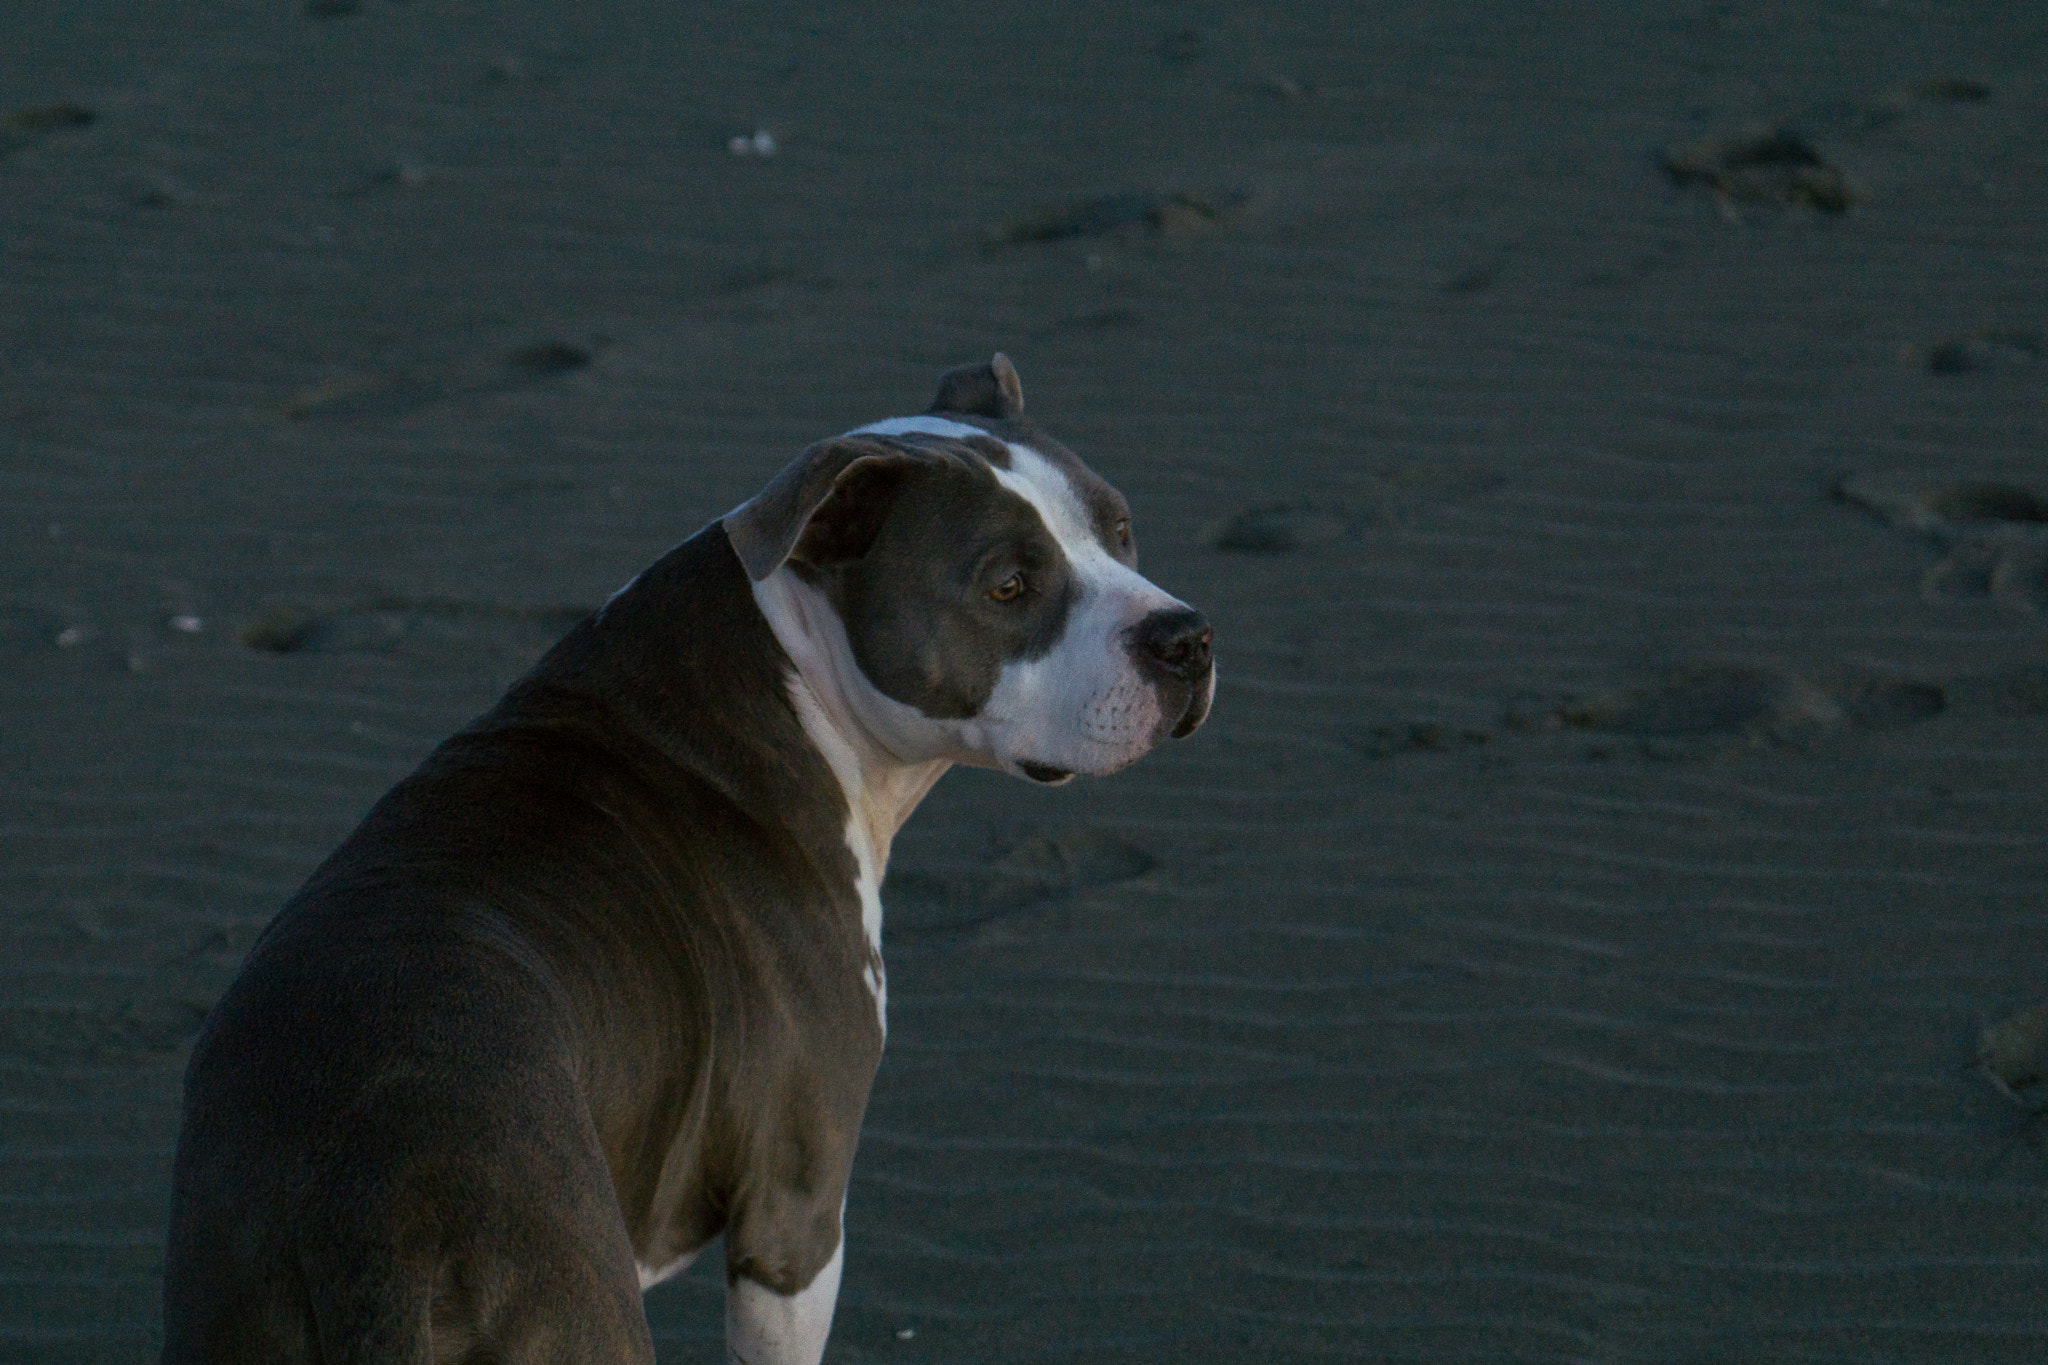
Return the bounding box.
[163,527,878,1364]
[798,437,1081,719]
[928,352,1024,420]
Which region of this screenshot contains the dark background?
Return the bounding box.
[5,2,2048,1360]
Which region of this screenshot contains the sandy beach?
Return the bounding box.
[6,1,2048,1359]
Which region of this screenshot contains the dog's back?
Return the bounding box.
[163,528,880,1364]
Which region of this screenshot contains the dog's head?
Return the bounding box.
[727,355,1213,783]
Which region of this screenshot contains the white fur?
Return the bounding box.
[979,443,1194,778]
[637,1248,699,1291]
[847,415,985,440]
[751,571,950,1033]
[726,1235,844,1365]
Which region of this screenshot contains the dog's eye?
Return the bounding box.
[989,573,1026,603]
[1114,519,1132,548]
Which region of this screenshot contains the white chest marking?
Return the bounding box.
[638,1247,699,1291]
[781,676,890,1035]
[852,832,886,1027]
[754,574,949,1038]
[726,1230,844,1365]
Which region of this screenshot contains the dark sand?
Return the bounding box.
[7,2,2048,1360]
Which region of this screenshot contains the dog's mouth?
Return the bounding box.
[1018,761,1075,785]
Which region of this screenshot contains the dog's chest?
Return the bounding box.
[854,850,885,1031]
[636,1248,698,1290]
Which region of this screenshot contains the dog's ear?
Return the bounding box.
[724,437,929,582]
[927,352,1024,420]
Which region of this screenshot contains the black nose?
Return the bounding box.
[1132,607,1213,682]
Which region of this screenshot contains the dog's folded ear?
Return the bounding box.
[928,352,1024,420]
[725,437,933,582]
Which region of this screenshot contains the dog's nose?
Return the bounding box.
[1132,607,1213,682]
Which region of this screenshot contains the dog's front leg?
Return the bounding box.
[725,1236,843,1365]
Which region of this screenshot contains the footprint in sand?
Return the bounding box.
[2,996,211,1063]
[1550,663,1942,759]
[241,598,589,667]
[883,829,1156,939]
[1202,503,1351,555]
[1911,78,1994,105]
[1836,471,2048,613]
[1157,28,1206,64]
[3,104,94,132]
[1034,307,1145,337]
[267,340,596,421]
[1345,722,1492,760]
[984,189,1247,249]
[1911,327,2042,376]
[335,156,434,199]
[1658,127,1855,217]
[1818,76,1992,133]
[1973,667,2048,716]
[1981,1004,2048,1108]
[0,103,95,159]
[1205,467,1505,555]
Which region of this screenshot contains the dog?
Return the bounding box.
[162,355,1214,1364]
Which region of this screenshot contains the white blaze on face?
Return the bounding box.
[980,443,1188,778]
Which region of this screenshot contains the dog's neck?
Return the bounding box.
[748,566,951,885]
